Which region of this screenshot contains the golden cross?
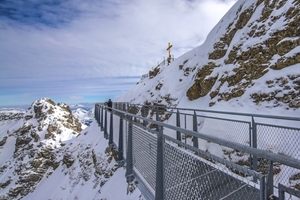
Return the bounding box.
[166,42,173,59]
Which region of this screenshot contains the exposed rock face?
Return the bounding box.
[186,0,300,109]
[0,136,7,146]
[187,62,219,100]
[0,111,24,121]
[0,98,85,199]
[117,0,299,113]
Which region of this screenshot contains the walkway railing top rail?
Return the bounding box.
[112,102,300,122]
[95,103,300,200]
[99,104,300,169]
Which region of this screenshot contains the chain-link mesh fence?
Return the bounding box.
[112,114,120,147]
[278,183,300,200]
[132,123,157,195]
[96,103,300,200]
[164,141,260,199]
[256,123,300,196]
[166,131,264,200]
[123,119,128,160]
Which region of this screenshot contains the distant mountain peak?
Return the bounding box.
[0,98,126,199]
[0,98,84,199]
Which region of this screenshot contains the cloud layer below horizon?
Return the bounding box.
[0,0,237,106]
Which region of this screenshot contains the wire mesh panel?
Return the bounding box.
[182,114,194,132]
[197,116,250,146]
[278,183,300,200]
[164,142,261,200]
[176,113,250,147]
[256,124,299,160]
[132,124,157,191]
[105,110,111,136]
[123,119,128,159]
[275,164,300,199]
[257,124,300,188]
[112,114,120,146]
[95,103,300,200]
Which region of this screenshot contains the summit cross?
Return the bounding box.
[166,42,173,59]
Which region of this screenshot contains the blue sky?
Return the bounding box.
[0,0,237,107]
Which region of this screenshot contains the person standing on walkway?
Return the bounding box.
[107,99,112,111]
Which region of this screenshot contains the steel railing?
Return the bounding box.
[94,102,300,200]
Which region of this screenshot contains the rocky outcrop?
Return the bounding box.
[0,136,7,146]
[63,153,75,168]
[186,0,300,109]
[0,111,24,121]
[251,75,300,108]
[0,98,85,199]
[115,0,300,112]
[187,62,219,100]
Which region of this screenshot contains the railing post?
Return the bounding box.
[94,104,98,123]
[266,161,274,199]
[97,105,101,125]
[155,125,165,200]
[98,105,101,125]
[259,175,266,200]
[100,105,104,131]
[98,105,101,123]
[134,105,137,122]
[143,106,146,127]
[278,184,284,200]
[193,111,199,149]
[251,117,258,172]
[118,114,125,166]
[184,114,187,146]
[104,108,108,139]
[126,117,134,182]
[156,107,159,132]
[176,109,181,144]
[109,110,114,147]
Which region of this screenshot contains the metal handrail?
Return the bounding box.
[114,102,300,121]
[101,104,300,170]
[95,103,300,199]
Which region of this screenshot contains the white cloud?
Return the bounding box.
[0,0,237,106]
[69,96,84,100]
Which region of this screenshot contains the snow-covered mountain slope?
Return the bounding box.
[70,103,95,110]
[70,103,94,126]
[0,98,142,199]
[22,121,142,200]
[0,98,82,198]
[117,0,300,116]
[0,109,25,138]
[72,108,93,126]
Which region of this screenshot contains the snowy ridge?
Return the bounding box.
[70,103,94,126]
[22,121,142,200]
[0,109,25,138]
[117,0,300,117]
[0,98,142,199]
[1,0,300,199]
[72,108,93,126]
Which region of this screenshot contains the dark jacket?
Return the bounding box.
[107,100,112,111]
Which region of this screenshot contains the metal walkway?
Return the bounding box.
[95,103,300,200]
[131,123,262,200]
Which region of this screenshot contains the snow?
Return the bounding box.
[71,105,94,127]
[0,98,143,200]
[114,0,300,196]
[1,0,300,199]
[0,136,16,164]
[22,121,143,200]
[116,0,300,118]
